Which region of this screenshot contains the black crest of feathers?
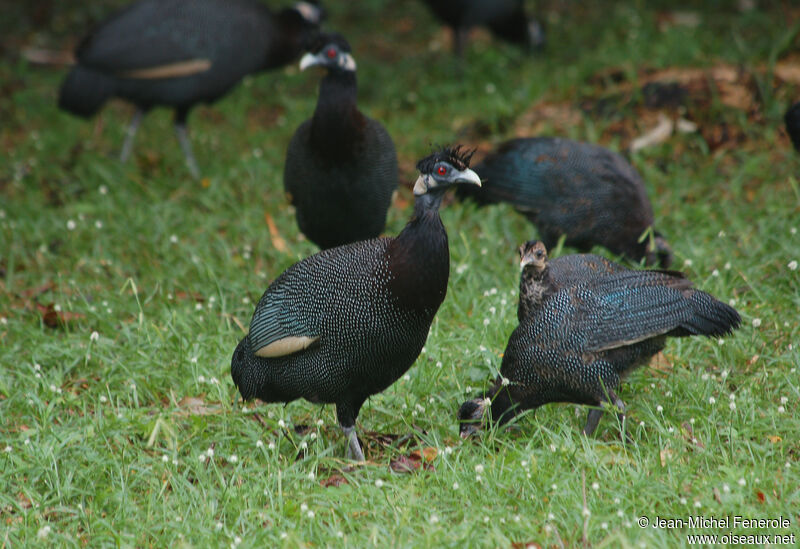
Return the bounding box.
[417,145,476,173]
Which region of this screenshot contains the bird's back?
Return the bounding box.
[502,269,740,406]
[73,0,275,106]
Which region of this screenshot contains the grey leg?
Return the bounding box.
[342,425,365,462]
[583,408,603,436]
[119,109,144,163]
[174,122,200,179]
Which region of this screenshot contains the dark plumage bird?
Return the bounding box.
[232,146,480,460]
[785,101,800,153]
[457,137,673,266]
[283,33,398,249]
[420,0,545,56]
[58,0,323,177]
[458,240,740,438]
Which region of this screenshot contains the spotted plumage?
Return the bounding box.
[233,146,481,460]
[284,32,398,249]
[458,241,740,438]
[458,137,673,266]
[58,0,322,176]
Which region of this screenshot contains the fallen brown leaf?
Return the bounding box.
[176,396,221,416]
[320,474,348,488]
[37,303,85,328]
[264,213,287,253]
[756,491,766,503]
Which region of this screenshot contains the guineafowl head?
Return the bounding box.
[300,32,356,73]
[457,396,491,438]
[519,240,548,272]
[414,145,481,196]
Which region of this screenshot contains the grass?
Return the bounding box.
[1,0,799,546]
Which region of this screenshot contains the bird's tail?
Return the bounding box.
[58,65,115,118]
[673,291,741,338]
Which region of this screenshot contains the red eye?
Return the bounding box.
[437,165,447,176]
[326,47,336,58]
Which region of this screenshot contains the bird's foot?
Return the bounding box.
[342,425,365,462]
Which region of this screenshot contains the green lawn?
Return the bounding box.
[1,1,798,546]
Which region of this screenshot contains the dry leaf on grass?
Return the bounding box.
[264,212,287,253]
[176,396,221,416]
[37,303,85,328]
[320,474,349,488]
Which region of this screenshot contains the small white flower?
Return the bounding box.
[444,446,453,456]
[278,419,286,428]
[729,402,736,410]
[474,464,484,474]
[639,421,645,427]
[24,438,30,445]
[778,406,785,413]
[95,220,103,229]
[300,503,308,512]
[268,441,276,450]
[722,483,730,493]
[436,361,443,368]
[485,83,496,94]
[792,227,798,235]
[483,318,490,326]
[601,522,608,530]
[501,377,510,386]
[306,510,315,519]
[475,475,482,483]
[206,447,214,458]
[280,532,288,539]
[656,405,663,413]
[718,338,725,345]
[452,481,459,490]
[215,522,223,531]
[429,514,439,524]
[316,419,324,427]
[738,478,746,486]
[780,396,788,405]
[375,479,384,488]
[256,440,264,448]
[309,432,317,440]
[544,525,552,534]
[711,269,720,277]
[789,260,798,271]
[307,471,314,480]
[582,507,591,517]
[751,318,761,328]
[592,482,599,491]
[169,234,178,244]
[99,185,108,195]
[66,219,76,231]
[729,393,735,400]
[694,501,701,508]
[548,513,555,520]
[4,445,11,452]
[337,531,344,538]
[228,455,238,463]
[198,375,206,384]
[198,454,207,463]
[514,515,521,523]
[299,441,308,450]
[680,497,687,505]
[728,298,736,307]
[701,373,710,381]
[718,230,726,238]
[617,509,624,518]
[241,297,250,305]
[90,331,99,342]
[162,455,169,463]
[786,462,791,469]
[683,259,693,267]
[37,525,51,539]
[709,397,716,404]
[234,536,242,545]
[403,374,411,381]
[489,306,496,315]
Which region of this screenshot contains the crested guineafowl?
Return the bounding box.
[232,146,481,461]
[58,0,323,177]
[420,0,545,56]
[458,241,741,438]
[457,137,673,266]
[283,33,398,249]
[785,101,800,152]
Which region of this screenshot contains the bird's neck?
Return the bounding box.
[310,72,365,158]
[388,190,450,312]
[517,266,552,321]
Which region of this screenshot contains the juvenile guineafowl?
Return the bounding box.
[58,0,322,177]
[420,0,545,56]
[458,241,740,438]
[516,240,625,322]
[283,33,398,249]
[785,101,800,152]
[232,146,480,461]
[457,137,673,266]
